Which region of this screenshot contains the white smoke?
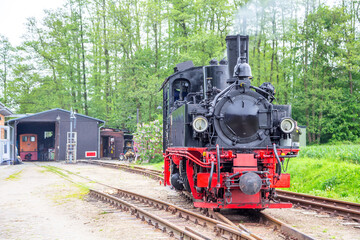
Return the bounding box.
[231,0,306,37]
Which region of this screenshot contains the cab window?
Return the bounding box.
[22,136,28,142]
[173,80,190,102]
[30,136,36,142]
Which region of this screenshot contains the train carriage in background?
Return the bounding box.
[19,133,38,161]
[162,35,300,210]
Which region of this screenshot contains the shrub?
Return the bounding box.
[133,120,163,163]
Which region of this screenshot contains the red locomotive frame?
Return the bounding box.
[164,146,299,209]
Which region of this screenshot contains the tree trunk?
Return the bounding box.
[79,0,88,115]
[103,0,110,120]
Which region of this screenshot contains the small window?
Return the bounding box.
[30,136,36,142]
[44,131,53,139]
[22,136,28,142]
[173,80,190,102]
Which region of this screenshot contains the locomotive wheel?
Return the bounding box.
[182,174,191,193]
[170,173,184,190]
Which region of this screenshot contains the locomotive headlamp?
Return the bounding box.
[192,116,209,133]
[280,118,296,133]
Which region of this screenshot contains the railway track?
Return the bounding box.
[79,160,360,224]
[277,190,360,222]
[43,163,254,240]
[77,160,163,181]
[90,188,253,240]
[78,160,320,239]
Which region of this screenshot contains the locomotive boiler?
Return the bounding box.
[161,35,299,209]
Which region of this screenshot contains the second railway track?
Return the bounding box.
[277,190,360,222]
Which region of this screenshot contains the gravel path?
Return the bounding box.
[0,162,169,240]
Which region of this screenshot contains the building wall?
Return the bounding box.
[58,120,100,160]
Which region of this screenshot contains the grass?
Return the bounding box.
[42,166,69,178]
[63,184,89,199]
[5,170,23,181]
[288,144,360,203]
[134,161,164,171]
[299,144,360,164]
[287,155,360,203]
[41,165,89,202]
[50,183,89,204]
[99,211,110,215]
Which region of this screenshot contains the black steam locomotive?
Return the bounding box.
[162,35,299,209]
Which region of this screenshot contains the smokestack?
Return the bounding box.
[225,35,249,83]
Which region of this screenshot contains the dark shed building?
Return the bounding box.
[7,108,105,161]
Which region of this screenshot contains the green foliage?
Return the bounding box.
[133,120,163,163]
[299,145,360,164]
[287,156,360,203]
[0,0,360,144]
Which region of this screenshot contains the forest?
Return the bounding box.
[0,0,359,144]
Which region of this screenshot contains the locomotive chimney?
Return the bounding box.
[225,35,250,83]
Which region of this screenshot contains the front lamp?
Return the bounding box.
[192,116,208,133]
[280,118,296,134]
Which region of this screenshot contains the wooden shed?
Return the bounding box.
[7,108,104,161]
[100,128,124,159]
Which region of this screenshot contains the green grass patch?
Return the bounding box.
[6,170,23,181]
[136,161,164,171]
[51,183,89,204]
[99,211,110,215]
[287,156,360,203]
[299,144,360,164]
[63,184,89,200]
[42,166,69,178]
[41,165,89,203]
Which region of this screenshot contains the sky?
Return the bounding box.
[0,0,65,46]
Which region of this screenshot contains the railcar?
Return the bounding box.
[161,35,299,209]
[19,133,38,161]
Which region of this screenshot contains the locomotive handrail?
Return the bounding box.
[208,161,215,189]
[206,82,236,117]
[165,150,212,168]
[273,144,282,177]
[216,144,221,186]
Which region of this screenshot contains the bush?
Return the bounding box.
[133,120,163,163]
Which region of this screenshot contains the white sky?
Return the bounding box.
[0,0,65,46]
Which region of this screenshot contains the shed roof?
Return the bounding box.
[7,108,105,124]
[0,102,13,116]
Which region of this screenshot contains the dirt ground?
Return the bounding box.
[0,161,359,240]
[0,162,169,240]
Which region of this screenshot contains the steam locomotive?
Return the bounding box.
[161,35,299,209]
